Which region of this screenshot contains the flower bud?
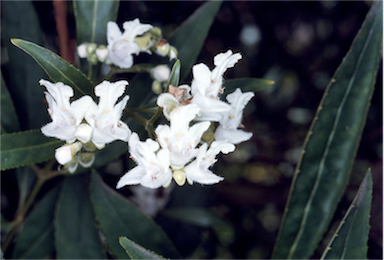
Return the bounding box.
[135,33,152,51]
[96,45,109,62]
[155,39,170,57]
[168,46,178,60]
[78,152,95,168]
[152,80,162,94]
[55,142,82,165]
[77,43,88,58]
[173,170,186,186]
[151,65,170,82]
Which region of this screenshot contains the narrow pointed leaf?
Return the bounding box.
[272,2,382,259]
[2,1,48,129]
[321,169,373,259]
[119,237,167,260]
[89,171,180,259]
[10,39,94,98]
[55,174,106,259]
[0,75,19,133]
[166,60,181,89]
[169,1,222,79]
[73,0,119,45]
[12,185,60,259]
[0,130,63,170]
[223,78,274,96]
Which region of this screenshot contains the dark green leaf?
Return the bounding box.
[321,169,373,259]
[73,0,119,45]
[222,78,275,96]
[0,130,63,170]
[119,236,167,260]
[169,1,222,79]
[55,174,106,259]
[89,171,180,259]
[272,2,382,259]
[0,75,19,133]
[1,1,48,129]
[12,185,60,259]
[162,207,229,228]
[10,39,94,98]
[166,60,181,89]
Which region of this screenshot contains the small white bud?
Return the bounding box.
[151,65,170,82]
[77,43,88,58]
[168,46,178,60]
[55,142,82,165]
[152,80,162,94]
[96,45,109,62]
[173,170,186,186]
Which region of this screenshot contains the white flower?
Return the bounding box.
[155,104,210,169]
[107,19,152,68]
[116,133,172,189]
[190,50,242,121]
[40,79,94,143]
[184,141,235,185]
[215,88,255,144]
[85,80,131,149]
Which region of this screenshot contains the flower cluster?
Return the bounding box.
[116,50,255,189]
[78,18,177,68]
[40,79,131,173]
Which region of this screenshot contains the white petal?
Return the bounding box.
[74,123,93,143]
[211,50,242,82]
[214,126,253,145]
[71,95,95,123]
[95,80,128,112]
[41,122,77,143]
[122,18,153,40]
[116,166,147,188]
[185,160,224,185]
[190,63,212,96]
[107,21,122,44]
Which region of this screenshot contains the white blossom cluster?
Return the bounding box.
[40,19,255,189]
[116,50,255,189]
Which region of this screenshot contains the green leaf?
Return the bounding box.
[321,169,373,259]
[55,174,106,259]
[0,130,63,170]
[0,74,19,133]
[1,1,48,129]
[119,237,167,260]
[89,171,180,259]
[222,78,275,96]
[166,60,181,89]
[10,39,94,98]
[73,0,119,45]
[12,185,60,259]
[169,1,222,79]
[162,207,229,228]
[272,2,382,259]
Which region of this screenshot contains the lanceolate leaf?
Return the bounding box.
[10,39,94,98]
[0,130,63,170]
[89,171,180,259]
[0,75,19,133]
[223,78,275,96]
[119,237,166,260]
[73,0,119,45]
[272,2,382,259]
[169,1,222,79]
[12,185,61,259]
[55,174,106,259]
[321,169,373,260]
[166,60,181,89]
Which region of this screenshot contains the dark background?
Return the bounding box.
[2,1,382,259]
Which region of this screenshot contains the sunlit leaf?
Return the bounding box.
[272,2,382,259]
[89,171,180,259]
[119,237,167,260]
[55,174,106,259]
[0,130,62,170]
[321,169,373,259]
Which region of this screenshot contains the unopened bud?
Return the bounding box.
[96,45,109,62]
[155,39,170,57]
[135,33,152,51]
[75,123,93,143]
[151,65,170,82]
[168,46,178,60]
[78,152,95,168]
[77,43,88,58]
[152,80,162,94]
[173,170,186,186]
[55,142,82,165]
